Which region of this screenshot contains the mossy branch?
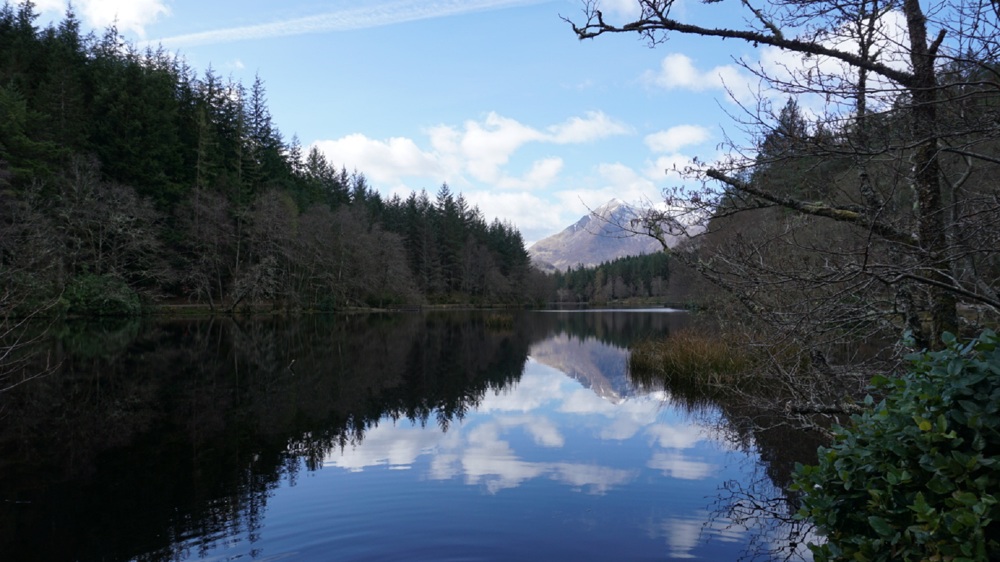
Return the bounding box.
[704,169,917,248]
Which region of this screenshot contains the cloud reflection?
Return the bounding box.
[648,452,717,480]
[646,423,706,450]
[324,335,724,497]
[460,422,635,494]
[324,422,449,472]
[649,512,746,559]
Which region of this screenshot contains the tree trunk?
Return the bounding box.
[903,0,957,347]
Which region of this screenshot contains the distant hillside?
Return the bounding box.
[528,199,693,272]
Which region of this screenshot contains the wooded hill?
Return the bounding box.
[0,3,536,314]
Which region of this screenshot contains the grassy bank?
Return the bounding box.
[629,328,759,385]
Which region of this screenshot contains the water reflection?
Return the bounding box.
[0,310,814,561]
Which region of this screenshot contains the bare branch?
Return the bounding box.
[704,168,917,247]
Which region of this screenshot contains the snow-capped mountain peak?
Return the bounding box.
[529,199,694,272]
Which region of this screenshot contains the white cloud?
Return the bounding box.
[645,53,753,101]
[459,112,546,182]
[645,153,699,182]
[753,9,913,113]
[150,0,549,48]
[453,111,626,184]
[559,162,662,205]
[307,111,640,244]
[471,157,565,192]
[311,134,442,185]
[548,111,632,144]
[597,0,643,19]
[24,0,64,12]
[640,11,914,120]
[28,0,170,38]
[644,125,711,153]
[463,191,563,236]
[311,111,627,193]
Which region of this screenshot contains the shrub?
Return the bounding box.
[64,274,142,317]
[792,330,1000,561]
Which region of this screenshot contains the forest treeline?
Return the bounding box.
[549,253,682,304]
[0,3,538,314]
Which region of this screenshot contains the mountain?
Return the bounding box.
[528,199,693,272]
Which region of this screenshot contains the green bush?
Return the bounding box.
[792,330,1000,561]
[64,274,142,317]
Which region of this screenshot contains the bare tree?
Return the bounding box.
[0,190,58,396]
[177,188,236,310]
[569,0,1000,354]
[230,189,297,311]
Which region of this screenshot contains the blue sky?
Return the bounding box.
[28,0,775,244]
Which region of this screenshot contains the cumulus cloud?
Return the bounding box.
[646,153,701,182]
[548,111,632,144]
[644,125,712,153]
[461,113,545,177]
[463,191,564,236]
[545,162,663,222]
[642,11,914,115]
[597,0,644,19]
[312,111,626,191]
[29,0,169,38]
[753,9,913,113]
[306,110,640,244]
[453,111,627,183]
[644,53,754,101]
[311,134,443,186]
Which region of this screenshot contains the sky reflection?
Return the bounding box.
[323,333,726,498]
[293,323,810,561]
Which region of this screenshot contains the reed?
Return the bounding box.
[629,329,758,387]
[484,313,515,329]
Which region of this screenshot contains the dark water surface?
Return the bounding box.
[0,310,814,561]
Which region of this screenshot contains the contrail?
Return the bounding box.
[145,0,548,48]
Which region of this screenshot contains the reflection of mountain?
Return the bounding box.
[529,334,632,403]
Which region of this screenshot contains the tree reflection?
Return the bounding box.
[0,309,819,561]
[0,312,531,561]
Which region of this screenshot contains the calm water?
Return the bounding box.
[0,310,816,561]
